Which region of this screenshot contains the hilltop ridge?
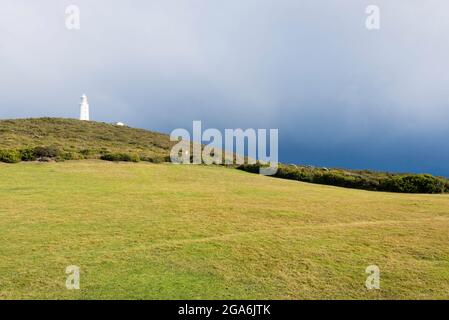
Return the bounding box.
[1,117,448,194]
[0,117,172,161]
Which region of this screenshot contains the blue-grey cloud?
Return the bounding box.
[1,0,448,175]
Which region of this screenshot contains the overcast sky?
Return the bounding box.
[1,1,449,175]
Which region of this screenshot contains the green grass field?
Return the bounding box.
[1,161,448,299]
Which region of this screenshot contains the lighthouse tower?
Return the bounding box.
[79,94,90,121]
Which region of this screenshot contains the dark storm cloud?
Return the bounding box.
[1,1,449,175]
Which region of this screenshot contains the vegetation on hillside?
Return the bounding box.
[0,117,172,162]
[1,117,448,194]
[238,163,449,194]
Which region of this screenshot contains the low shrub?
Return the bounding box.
[100,152,140,162]
[0,149,22,163]
[237,163,449,194]
[381,174,446,194]
[19,148,36,161]
[146,156,167,163]
[58,152,84,161]
[34,146,60,158]
[445,181,449,193]
[80,149,97,158]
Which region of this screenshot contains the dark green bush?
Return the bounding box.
[138,155,152,162]
[100,152,140,162]
[382,174,446,194]
[58,152,84,161]
[80,149,97,158]
[444,181,449,193]
[0,149,22,163]
[34,146,60,158]
[237,163,449,194]
[19,148,36,161]
[147,156,166,163]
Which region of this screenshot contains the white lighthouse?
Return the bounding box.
[79,94,90,121]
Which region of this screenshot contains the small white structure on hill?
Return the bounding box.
[79,94,90,121]
[115,122,125,126]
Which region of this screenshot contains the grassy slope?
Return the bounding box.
[0,161,448,299]
[0,118,171,158]
[2,117,447,194]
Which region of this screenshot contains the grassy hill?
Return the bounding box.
[0,118,172,161]
[0,161,448,299]
[1,117,448,194]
